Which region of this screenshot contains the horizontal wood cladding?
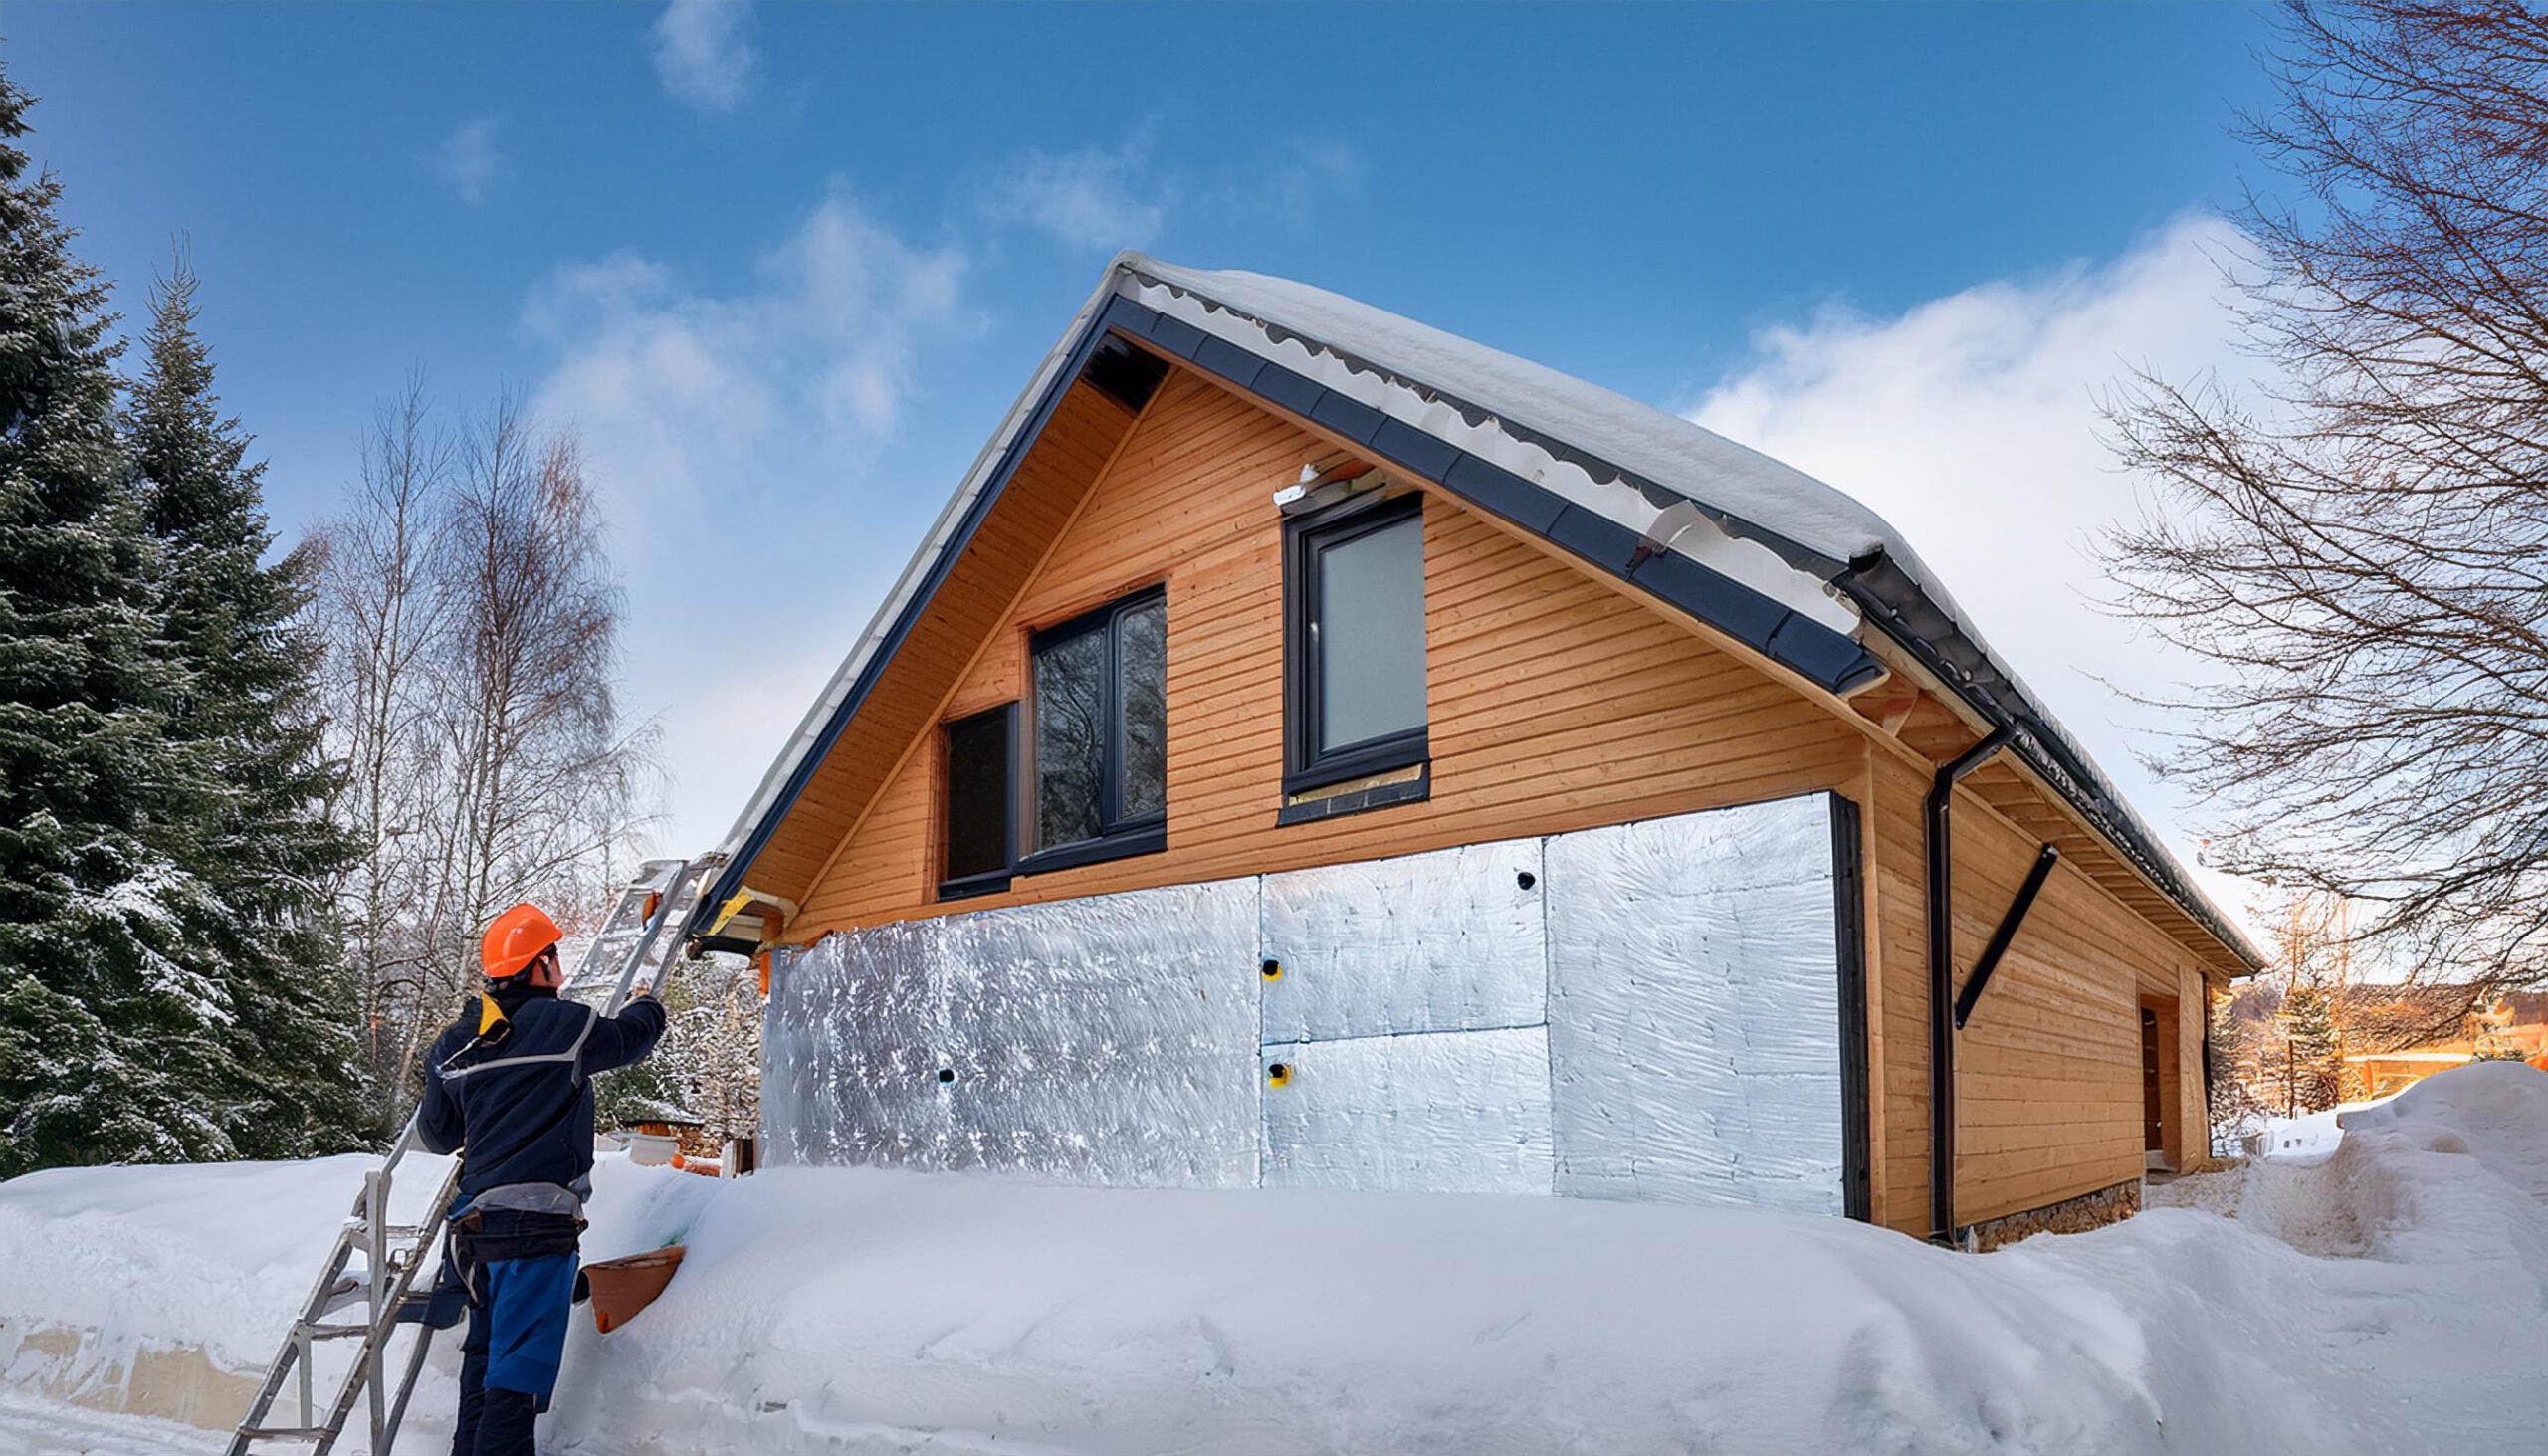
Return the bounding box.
[794,365,1869,934]
[1927,764,2209,1227]
[1866,749,1935,1235]
[1865,721,2221,1233]
[1853,653,2244,985]
[770,357,2227,1238]
[747,381,1139,904]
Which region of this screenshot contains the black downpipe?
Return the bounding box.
[1926,724,2014,1244]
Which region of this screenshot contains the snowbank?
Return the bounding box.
[0,1149,712,1440]
[5,1065,2546,1454]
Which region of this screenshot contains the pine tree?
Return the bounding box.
[2280,985,2345,1115]
[2206,988,2261,1150]
[127,256,367,1159]
[0,64,242,1173]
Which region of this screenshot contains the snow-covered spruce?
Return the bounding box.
[2,1064,2544,1454]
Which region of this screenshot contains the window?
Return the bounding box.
[1286,494,1428,806]
[939,704,1015,900]
[1022,586,1168,872]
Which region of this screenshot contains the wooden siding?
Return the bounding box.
[1881,759,2213,1228]
[768,356,2242,1236]
[1866,749,1936,1235]
[796,366,1870,930]
[743,380,1141,906]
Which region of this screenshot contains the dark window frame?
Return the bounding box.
[937,702,1019,902]
[1017,583,1169,876]
[1284,492,1429,800]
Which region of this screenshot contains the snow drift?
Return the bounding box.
[3,1064,2544,1454]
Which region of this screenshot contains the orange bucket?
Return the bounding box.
[583,1246,685,1333]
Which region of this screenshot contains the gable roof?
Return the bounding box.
[693,254,2267,973]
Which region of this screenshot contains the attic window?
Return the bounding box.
[938,704,1016,901]
[1018,586,1168,875]
[1285,493,1428,804]
[1084,333,1170,413]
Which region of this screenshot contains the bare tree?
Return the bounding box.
[312,377,456,1131]
[2104,0,2548,1007]
[427,396,656,987]
[308,386,656,1130]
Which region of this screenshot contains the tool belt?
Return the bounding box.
[423,1207,586,1327]
[453,1207,584,1268]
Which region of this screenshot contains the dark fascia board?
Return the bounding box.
[1103,294,1887,696]
[1118,265,1859,587]
[690,300,1135,937]
[1839,551,2269,973]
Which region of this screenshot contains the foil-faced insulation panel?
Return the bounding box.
[764,792,1850,1214]
[1545,794,1847,1214]
[1259,837,1547,1044]
[761,881,1262,1188]
[1260,1027,1554,1195]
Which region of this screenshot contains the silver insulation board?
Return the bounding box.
[1546,795,1847,1214]
[1261,1027,1553,1195]
[1260,836,1546,1043]
[760,881,1262,1188]
[765,792,1847,1214]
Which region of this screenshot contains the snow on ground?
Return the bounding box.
[4,1063,2546,1455]
[0,1389,213,1456]
[2257,1104,2349,1159]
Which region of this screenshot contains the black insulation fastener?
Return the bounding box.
[1262,958,1282,979]
[1517,870,1537,890]
[937,1068,956,1085]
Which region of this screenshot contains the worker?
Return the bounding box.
[417,903,666,1456]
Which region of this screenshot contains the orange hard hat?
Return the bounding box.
[482,903,563,980]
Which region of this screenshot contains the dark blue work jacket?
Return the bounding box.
[416,985,667,1202]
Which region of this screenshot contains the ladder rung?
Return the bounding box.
[342,1224,428,1245]
[294,1320,370,1340]
[237,1427,333,1442]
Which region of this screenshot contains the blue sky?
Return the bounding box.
[10,2,2285,893]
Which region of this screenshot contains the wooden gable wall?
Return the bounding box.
[791,364,1869,932]
[759,351,2231,1236]
[742,380,1140,904]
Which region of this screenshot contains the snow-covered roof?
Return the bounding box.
[1129,260,1917,575]
[697,254,2264,972]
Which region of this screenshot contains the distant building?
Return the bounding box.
[2344,989,2548,1097]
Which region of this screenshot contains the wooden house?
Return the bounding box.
[687,256,2264,1246]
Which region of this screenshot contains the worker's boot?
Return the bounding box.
[472,1388,538,1456]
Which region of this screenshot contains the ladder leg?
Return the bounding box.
[382,1320,439,1453]
[366,1171,389,1452]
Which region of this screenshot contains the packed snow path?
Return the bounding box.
[2,1064,2543,1454]
[0,1389,206,1455]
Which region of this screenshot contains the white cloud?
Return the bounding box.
[1230,138,1362,225]
[983,133,1168,250]
[432,117,508,206]
[524,187,964,517]
[642,636,848,860]
[1685,213,2274,929]
[522,187,966,852]
[651,0,757,114]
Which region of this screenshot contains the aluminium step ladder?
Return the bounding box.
[227,855,724,1455]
